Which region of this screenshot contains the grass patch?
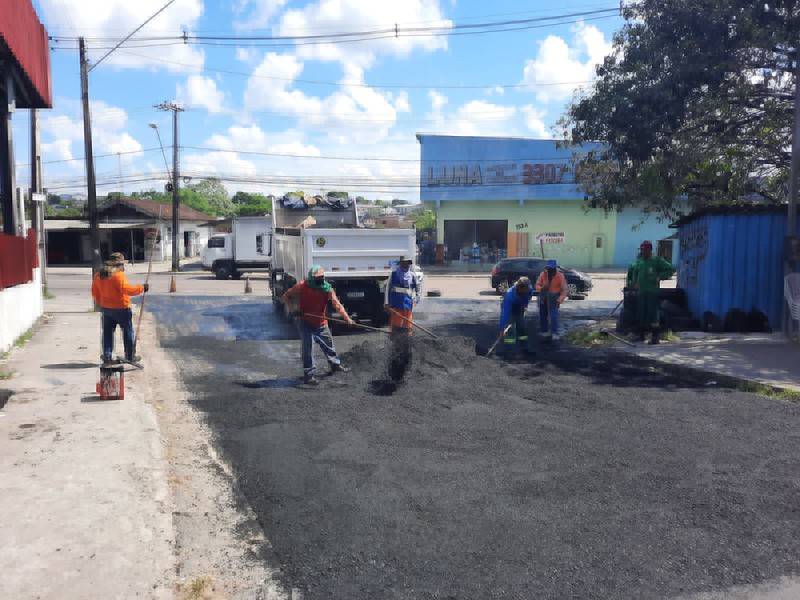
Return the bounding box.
[0,369,13,380]
[15,329,34,347]
[43,290,56,300]
[176,576,212,600]
[564,326,616,347]
[736,381,800,402]
[661,329,681,342]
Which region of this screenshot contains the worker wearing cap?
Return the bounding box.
[535,259,568,341]
[91,252,148,365]
[283,265,355,385]
[499,277,534,354]
[631,241,676,344]
[384,255,421,335]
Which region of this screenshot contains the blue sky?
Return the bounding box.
[15,0,626,202]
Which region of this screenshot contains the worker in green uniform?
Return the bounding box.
[631,241,676,344]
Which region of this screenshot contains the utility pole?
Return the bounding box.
[80,38,100,275]
[30,109,47,289]
[155,102,183,271]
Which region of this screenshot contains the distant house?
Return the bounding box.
[44,197,213,264]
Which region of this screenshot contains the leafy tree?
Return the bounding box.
[326,191,350,199]
[559,0,799,216]
[355,196,369,204]
[373,199,390,207]
[413,209,436,232]
[391,199,410,206]
[187,178,235,216]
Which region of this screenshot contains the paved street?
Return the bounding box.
[142,287,800,600]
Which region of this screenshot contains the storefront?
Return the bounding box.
[417,135,677,269]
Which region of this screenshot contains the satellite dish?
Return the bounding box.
[165,182,174,193]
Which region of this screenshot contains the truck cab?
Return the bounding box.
[202,234,232,273]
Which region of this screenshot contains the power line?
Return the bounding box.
[88,0,179,72]
[51,7,619,46]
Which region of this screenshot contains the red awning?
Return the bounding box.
[0,0,52,108]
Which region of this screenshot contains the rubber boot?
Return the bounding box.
[650,329,660,345]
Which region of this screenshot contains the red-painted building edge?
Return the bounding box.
[0,0,52,108]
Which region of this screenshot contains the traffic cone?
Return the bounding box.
[169,276,177,293]
[244,277,253,294]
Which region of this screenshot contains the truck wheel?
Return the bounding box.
[215,265,231,280]
[231,271,241,280]
[372,310,389,327]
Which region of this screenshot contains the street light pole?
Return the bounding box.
[155,102,183,271]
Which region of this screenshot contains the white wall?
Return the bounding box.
[0,268,44,354]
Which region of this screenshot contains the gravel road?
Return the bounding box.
[149,295,800,600]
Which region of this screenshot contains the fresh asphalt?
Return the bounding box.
[148,294,800,600]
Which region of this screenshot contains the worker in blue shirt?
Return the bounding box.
[384,255,422,335]
[499,277,534,355]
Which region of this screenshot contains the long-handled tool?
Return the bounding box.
[486,325,512,357]
[302,313,392,335]
[599,328,636,347]
[387,307,439,339]
[133,209,161,355]
[608,297,624,318]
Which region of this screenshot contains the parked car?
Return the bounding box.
[490,257,593,298]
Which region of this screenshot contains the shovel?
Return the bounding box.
[599,328,636,347]
[387,307,439,339]
[486,325,513,357]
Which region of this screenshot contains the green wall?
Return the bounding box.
[434,199,618,269]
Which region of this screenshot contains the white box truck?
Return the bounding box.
[270,197,418,325]
[201,216,272,280]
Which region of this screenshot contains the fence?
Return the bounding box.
[0,230,39,291]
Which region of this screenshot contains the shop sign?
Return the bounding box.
[424,162,579,187]
[535,232,566,244]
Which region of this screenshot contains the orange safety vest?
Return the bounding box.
[534,270,568,303]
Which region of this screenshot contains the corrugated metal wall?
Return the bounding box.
[678,211,800,329]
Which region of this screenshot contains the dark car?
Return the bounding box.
[490,257,593,298]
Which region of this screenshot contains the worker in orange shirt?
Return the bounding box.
[91,252,148,365]
[534,259,568,341]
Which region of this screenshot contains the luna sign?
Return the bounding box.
[424,162,580,186]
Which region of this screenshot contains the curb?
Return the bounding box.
[603,346,800,399]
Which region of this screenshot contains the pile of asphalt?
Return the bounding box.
[342,335,479,383]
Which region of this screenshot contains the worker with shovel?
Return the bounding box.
[498,277,534,355]
[384,255,421,336]
[283,265,355,385]
[91,252,148,366]
[535,259,568,341]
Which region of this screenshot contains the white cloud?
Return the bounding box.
[182,151,258,179]
[425,94,526,137]
[41,139,75,163]
[176,75,226,113]
[520,105,551,139]
[234,0,289,29]
[38,0,205,73]
[275,0,451,68]
[521,22,612,104]
[243,54,404,144]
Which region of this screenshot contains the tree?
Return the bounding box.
[391,199,410,206]
[355,196,369,205]
[233,192,272,216]
[374,199,390,207]
[326,191,349,199]
[559,0,799,216]
[413,209,436,232]
[187,178,235,216]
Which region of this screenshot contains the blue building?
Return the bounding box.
[417,134,680,269]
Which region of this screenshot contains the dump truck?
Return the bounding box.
[270,196,418,325]
[201,216,272,280]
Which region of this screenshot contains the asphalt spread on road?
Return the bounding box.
[149,296,800,600]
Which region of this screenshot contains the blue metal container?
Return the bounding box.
[676,206,800,330]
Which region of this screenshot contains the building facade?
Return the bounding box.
[417,135,679,269]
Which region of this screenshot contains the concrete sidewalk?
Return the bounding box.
[609,332,800,393]
[0,307,174,598]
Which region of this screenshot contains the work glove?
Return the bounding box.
[143,283,149,293]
